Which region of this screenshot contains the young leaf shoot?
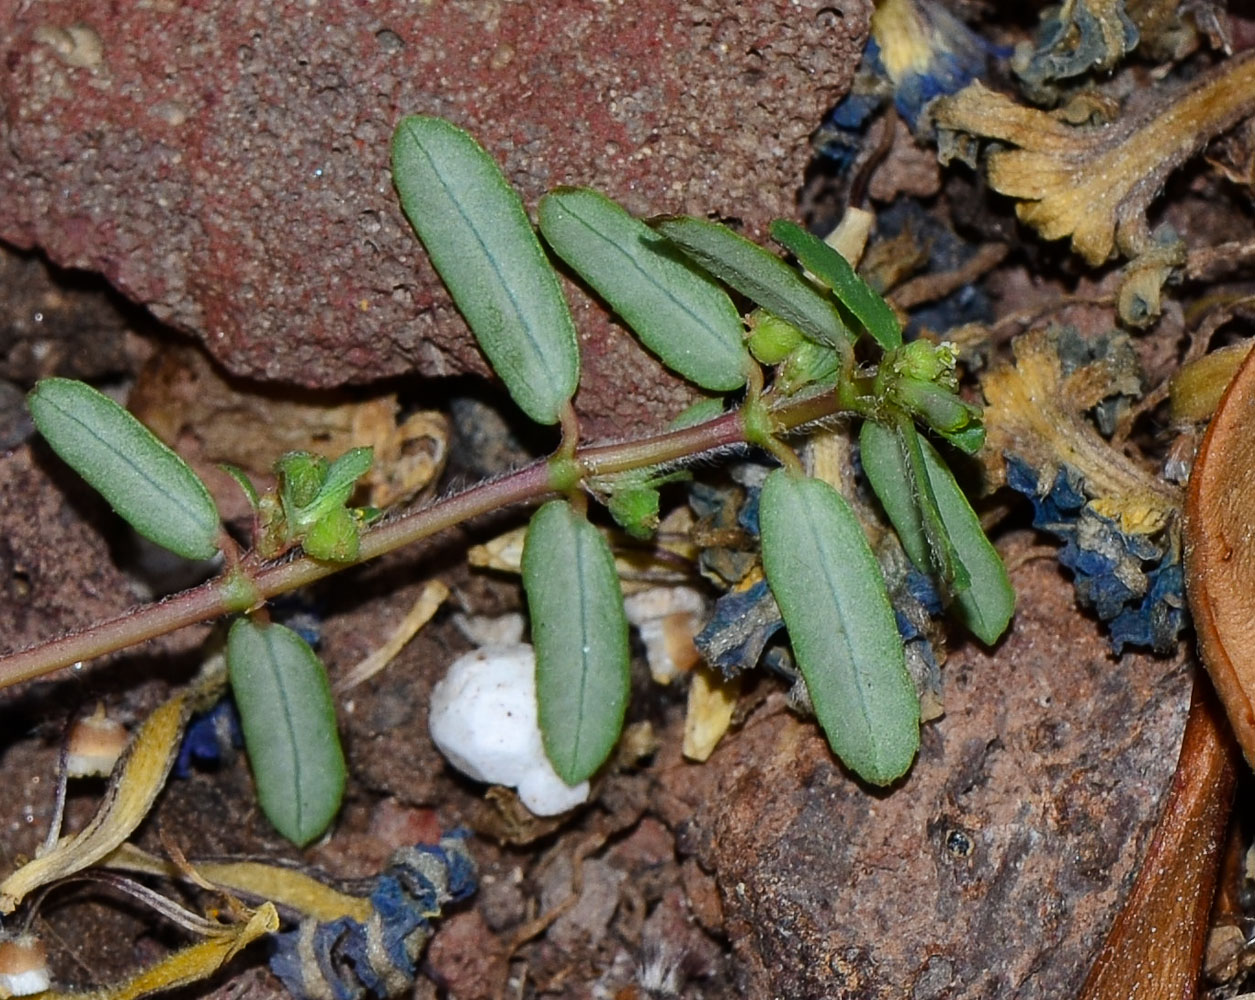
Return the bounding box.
[275,447,374,561]
[860,421,1015,644]
[655,216,853,349]
[391,115,579,426]
[759,468,920,785]
[228,618,347,846]
[27,378,221,561]
[522,500,631,785]
[769,218,903,349]
[539,187,750,392]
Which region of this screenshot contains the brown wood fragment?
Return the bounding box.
[1185,341,1255,762]
[1079,675,1239,1000]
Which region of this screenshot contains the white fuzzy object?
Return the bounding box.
[428,644,589,816]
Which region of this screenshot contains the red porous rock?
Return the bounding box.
[0,1,870,436]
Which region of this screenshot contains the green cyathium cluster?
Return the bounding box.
[17,113,1015,844]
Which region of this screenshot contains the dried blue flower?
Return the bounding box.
[694,580,785,678]
[269,833,476,1000]
[1015,0,1139,99]
[173,697,242,778]
[818,0,1001,164]
[982,327,1182,654]
[1005,457,1185,654]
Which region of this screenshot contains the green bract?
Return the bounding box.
[315,447,374,513]
[769,219,903,349]
[302,506,361,562]
[391,115,579,426]
[523,500,631,785]
[227,618,347,846]
[27,378,221,561]
[759,468,920,785]
[655,217,853,348]
[539,187,749,392]
[778,340,841,394]
[860,421,1015,644]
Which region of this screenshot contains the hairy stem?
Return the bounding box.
[0,384,844,690]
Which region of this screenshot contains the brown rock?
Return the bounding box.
[0,2,871,435]
[0,446,134,661]
[680,857,724,934]
[0,245,133,383]
[426,909,508,1000]
[658,554,1192,998]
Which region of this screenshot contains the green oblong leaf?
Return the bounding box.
[759,468,919,785]
[770,218,902,349]
[391,115,579,425]
[860,420,1014,644]
[654,216,852,348]
[227,618,346,846]
[889,417,972,595]
[539,188,749,392]
[28,377,220,561]
[522,500,630,784]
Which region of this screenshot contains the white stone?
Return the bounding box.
[428,644,589,816]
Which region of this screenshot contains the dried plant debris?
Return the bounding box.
[865,200,1000,338]
[982,328,1184,652]
[1117,233,1186,329]
[934,51,1255,268]
[129,344,449,513]
[1014,0,1139,97]
[1127,0,1225,62]
[42,903,280,1000]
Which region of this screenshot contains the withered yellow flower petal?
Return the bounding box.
[105,843,373,925]
[0,667,224,914]
[935,53,1255,265]
[0,692,192,914]
[41,903,278,1000]
[981,328,1179,536]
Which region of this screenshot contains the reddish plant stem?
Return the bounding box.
[0,386,837,691]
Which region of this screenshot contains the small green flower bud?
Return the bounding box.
[747,310,805,365]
